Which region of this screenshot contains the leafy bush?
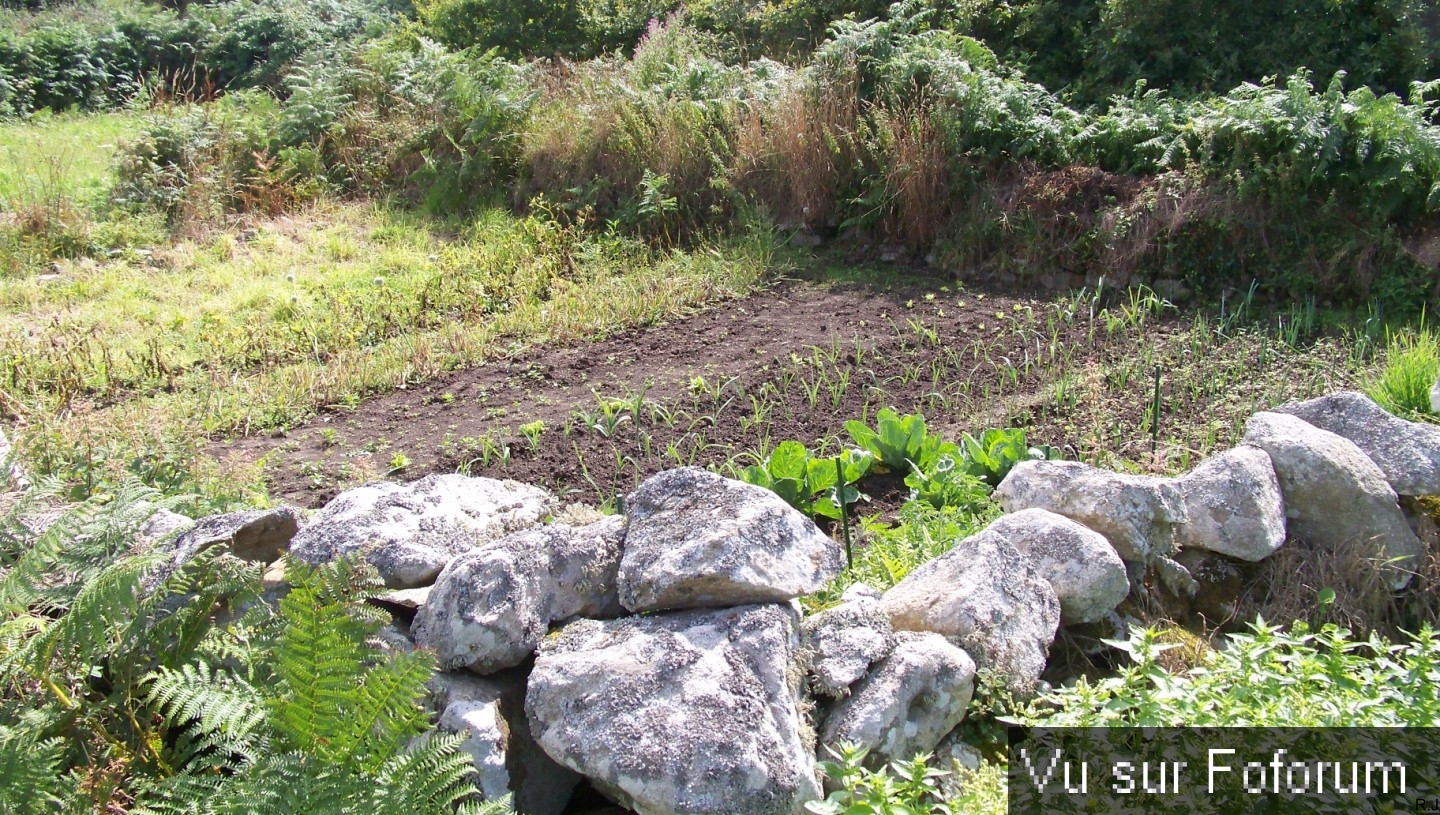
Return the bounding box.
[1022,621,1440,727]
[845,408,957,475]
[0,0,395,117]
[738,441,873,520]
[960,0,1436,105]
[902,454,989,511]
[808,743,958,815]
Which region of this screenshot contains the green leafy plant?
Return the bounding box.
[1019,620,1440,727]
[519,420,546,451]
[807,743,956,815]
[958,427,1062,487]
[738,442,873,520]
[903,453,990,511]
[845,409,956,475]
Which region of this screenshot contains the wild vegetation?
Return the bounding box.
[4,0,1440,810]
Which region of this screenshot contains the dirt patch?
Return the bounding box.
[223,272,1371,520]
[224,278,1076,512]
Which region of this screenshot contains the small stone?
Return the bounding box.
[802,595,894,698]
[1275,391,1440,496]
[819,632,975,768]
[880,525,1059,694]
[527,604,819,815]
[289,474,554,588]
[414,517,625,674]
[1243,412,1422,589]
[1173,446,1286,561]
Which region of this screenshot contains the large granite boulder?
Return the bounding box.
[819,631,975,768]
[413,516,626,674]
[801,590,894,698]
[618,468,843,612]
[1173,445,1287,562]
[988,509,1129,625]
[289,474,553,588]
[1243,412,1422,588]
[993,460,1185,562]
[526,604,820,815]
[1275,391,1440,496]
[879,526,1060,694]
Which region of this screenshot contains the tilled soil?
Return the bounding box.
[224,276,1366,517]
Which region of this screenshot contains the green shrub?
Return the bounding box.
[1022,621,1440,727]
[415,0,587,57]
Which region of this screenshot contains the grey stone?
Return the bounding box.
[427,671,582,814]
[289,474,554,588]
[819,632,975,768]
[172,506,303,564]
[879,526,1060,694]
[994,460,1185,562]
[144,506,303,592]
[414,516,626,674]
[1173,445,1287,561]
[840,582,882,603]
[135,505,194,551]
[1275,391,1440,496]
[802,595,894,698]
[1243,412,1422,588]
[618,468,843,612]
[527,604,820,815]
[988,509,1129,625]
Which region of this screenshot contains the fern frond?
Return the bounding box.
[371,731,495,815]
[145,662,269,770]
[12,552,162,685]
[0,725,71,815]
[337,647,436,772]
[268,556,389,760]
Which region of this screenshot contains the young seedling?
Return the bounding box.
[520,419,545,451]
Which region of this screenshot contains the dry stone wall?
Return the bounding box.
[115,389,1440,815]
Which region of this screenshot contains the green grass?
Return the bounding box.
[1365,328,1440,419]
[0,110,140,208]
[4,201,771,506]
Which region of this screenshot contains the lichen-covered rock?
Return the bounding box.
[135,505,193,550]
[819,632,975,767]
[801,594,893,698]
[414,516,626,674]
[427,671,582,815]
[1275,391,1440,496]
[526,604,820,815]
[174,506,304,564]
[993,460,1185,562]
[879,527,1059,694]
[431,673,512,800]
[988,509,1129,625]
[1173,445,1287,562]
[144,506,304,591]
[1243,412,1422,588]
[289,474,553,588]
[618,468,843,612]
